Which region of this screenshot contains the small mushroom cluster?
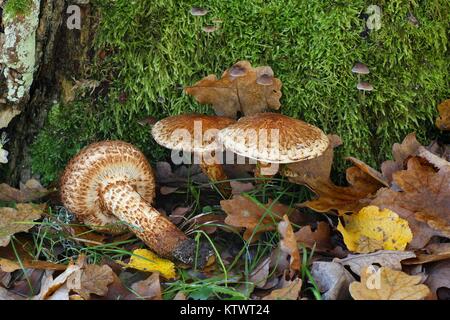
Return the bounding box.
[352,62,374,96]
[190,6,221,33]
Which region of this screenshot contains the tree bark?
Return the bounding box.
[1,0,97,185]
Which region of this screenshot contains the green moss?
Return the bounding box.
[31,101,165,185]
[32,0,450,184]
[4,0,33,18]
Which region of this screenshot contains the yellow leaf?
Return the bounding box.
[349,266,430,300]
[119,249,176,279]
[337,205,412,253]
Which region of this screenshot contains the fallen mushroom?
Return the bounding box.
[218,113,329,179]
[152,114,235,196]
[60,141,213,267]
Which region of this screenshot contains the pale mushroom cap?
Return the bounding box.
[60,141,155,232]
[218,113,329,163]
[190,7,208,16]
[357,81,374,91]
[151,114,235,153]
[352,62,370,75]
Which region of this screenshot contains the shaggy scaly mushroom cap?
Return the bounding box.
[152,114,235,196]
[152,114,235,153]
[60,141,212,266]
[218,113,329,164]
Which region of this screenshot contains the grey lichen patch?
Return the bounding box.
[0,0,40,127]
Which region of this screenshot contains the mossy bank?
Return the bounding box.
[31,0,450,185]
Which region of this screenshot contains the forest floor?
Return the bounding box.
[0,98,449,300]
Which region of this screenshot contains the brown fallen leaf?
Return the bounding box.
[436,99,450,131]
[0,257,67,273]
[349,266,430,300]
[402,243,450,265]
[0,203,47,247]
[299,165,384,215]
[221,195,299,241]
[230,180,255,195]
[130,273,162,300]
[380,133,421,184]
[249,257,270,289]
[67,256,115,300]
[66,224,107,246]
[295,222,335,254]
[311,261,354,300]
[346,157,388,187]
[371,157,450,249]
[278,215,301,275]
[173,291,187,300]
[288,135,383,215]
[33,264,81,300]
[0,179,49,203]
[185,60,282,118]
[424,260,450,300]
[262,278,302,300]
[0,287,26,300]
[333,250,416,276]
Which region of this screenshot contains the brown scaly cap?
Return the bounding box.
[60,141,155,233]
[151,114,235,153]
[218,113,329,163]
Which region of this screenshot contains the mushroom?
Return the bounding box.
[351,62,370,82]
[357,81,374,92]
[218,113,329,180]
[202,25,220,33]
[190,7,208,16]
[152,114,235,196]
[60,141,213,266]
[357,81,374,100]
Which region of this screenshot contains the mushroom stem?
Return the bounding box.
[199,160,231,197]
[101,181,211,266]
[254,161,279,183]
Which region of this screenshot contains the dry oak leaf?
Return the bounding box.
[380,133,421,184]
[402,243,450,265]
[424,260,450,299]
[130,272,162,300]
[33,264,81,300]
[118,248,176,279]
[371,157,450,249]
[221,195,299,241]
[249,257,270,289]
[311,261,354,300]
[349,266,430,300]
[333,250,416,276]
[184,60,282,118]
[436,99,450,131]
[295,221,335,254]
[67,258,115,300]
[289,137,383,215]
[0,257,67,273]
[0,179,49,203]
[337,206,413,253]
[262,278,302,300]
[0,203,46,247]
[278,215,301,274]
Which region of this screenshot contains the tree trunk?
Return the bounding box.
[1,0,97,185]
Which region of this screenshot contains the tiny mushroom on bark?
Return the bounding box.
[218,113,329,180]
[60,141,213,267]
[152,114,235,196]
